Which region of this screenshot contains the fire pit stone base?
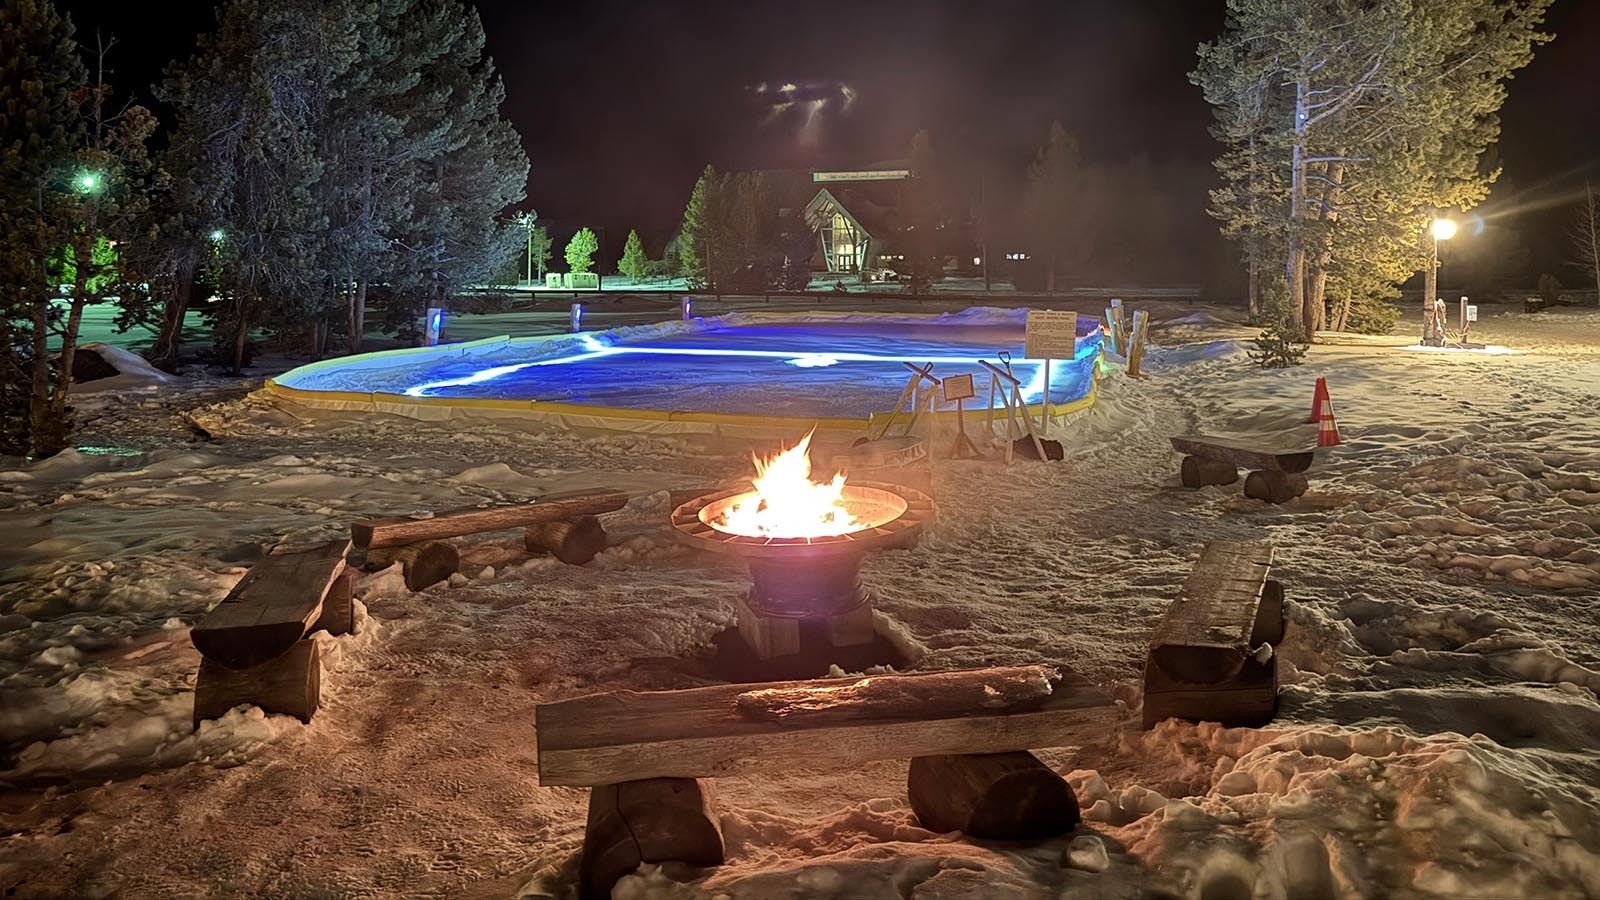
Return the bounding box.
[736,591,876,661]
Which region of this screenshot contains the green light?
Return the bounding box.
[76,172,101,193]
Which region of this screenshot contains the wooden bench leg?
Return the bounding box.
[366,540,459,591]
[1243,470,1307,504]
[579,777,724,900]
[193,638,320,729]
[1251,579,1285,645]
[526,515,609,565]
[312,571,356,637]
[907,751,1080,840]
[1180,456,1239,488]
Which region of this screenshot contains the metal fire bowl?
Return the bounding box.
[669,481,935,563]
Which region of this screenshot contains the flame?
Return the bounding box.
[711,431,864,539]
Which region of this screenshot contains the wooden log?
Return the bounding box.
[579,777,724,900]
[193,638,320,728]
[1243,470,1309,504]
[1143,653,1277,728]
[736,596,800,661]
[1180,456,1238,488]
[535,665,1119,787]
[191,540,349,670]
[525,515,608,565]
[351,489,628,550]
[1169,435,1314,474]
[312,570,355,636]
[908,751,1080,840]
[366,540,459,591]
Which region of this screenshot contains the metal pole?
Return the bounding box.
[1423,231,1438,343]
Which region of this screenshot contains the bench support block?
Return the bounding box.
[526,515,608,565]
[1244,470,1308,504]
[908,751,1080,840]
[366,540,459,591]
[193,638,320,729]
[736,594,876,661]
[579,777,724,900]
[1180,456,1239,488]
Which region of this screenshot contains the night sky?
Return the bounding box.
[56,0,1600,283]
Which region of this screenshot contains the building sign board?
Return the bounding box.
[813,169,912,183]
[1024,310,1079,359]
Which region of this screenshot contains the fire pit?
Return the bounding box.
[671,434,935,661]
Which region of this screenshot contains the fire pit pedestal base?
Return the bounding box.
[736,592,876,661]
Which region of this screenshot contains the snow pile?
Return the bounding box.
[71,342,176,392]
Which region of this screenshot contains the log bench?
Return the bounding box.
[1142,541,1287,728]
[349,489,629,580]
[536,664,1120,899]
[191,539,353,728]
[1170,434,1315,504]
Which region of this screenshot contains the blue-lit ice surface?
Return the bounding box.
[283,311,1103,420]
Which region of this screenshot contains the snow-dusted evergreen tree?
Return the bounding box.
[1194,0,1553,334]
[618,229,648,282]
[0,1,157,455]
[565,227,599,274]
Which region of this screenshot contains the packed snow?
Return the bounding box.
[1,300,1598,899]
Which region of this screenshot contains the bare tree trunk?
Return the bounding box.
[231,303,249,376]
[349,279,368,353]
[1305,160,1343,335]
[153,259,194,371]
[1582,182,1600,307]
[1285,79,1309,334]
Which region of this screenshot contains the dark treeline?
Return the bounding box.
[0,0,528,458]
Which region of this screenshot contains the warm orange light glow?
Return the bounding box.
[710,431,864,538]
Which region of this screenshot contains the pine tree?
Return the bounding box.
[1024,122,1088,294]
[565,227,599,274]
[530,223,553,279]
[678,165,717,289]
[1194,0,1553,335]
[618,229,648,282]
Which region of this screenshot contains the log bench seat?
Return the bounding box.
[1142,540,1287,728]
[349,489,629,580]
[536,665,1121,899]
[190,539,353,728]
[1170,434,1315,504]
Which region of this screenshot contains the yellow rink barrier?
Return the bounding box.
[261,312,1105,439]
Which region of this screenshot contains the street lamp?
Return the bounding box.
[75,171,102,194]
[515,210,537,287]
[208,229,226,243]
[1423,216,1457,344]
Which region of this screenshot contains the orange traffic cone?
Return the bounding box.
[1307,376,1329,423]
[1312,381,1341,447]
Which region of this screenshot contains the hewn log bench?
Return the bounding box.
[191,539,353,728]
[536,664,1120,899]
[1142,540,1287,728]
[1170,434,1315,504]
[349,489,629,581]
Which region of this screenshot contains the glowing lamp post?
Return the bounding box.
[1423,217,1457,345]
[76,171,102,193]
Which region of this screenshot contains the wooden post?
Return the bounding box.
[1040,358,1052,436]
[526,515,608,565]
[1127,309,1150,376]
[907,751,1080,840]
[578,778,724,900]
[194,639,320,728]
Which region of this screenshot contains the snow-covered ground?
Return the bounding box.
[2,301,1598,899]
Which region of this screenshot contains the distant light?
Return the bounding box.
[1430,218,1458,241]
[208,229,225,242]
[76,172,101,193]
[972,256,981,266]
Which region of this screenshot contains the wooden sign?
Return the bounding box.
[942,373,975,402]
[1024,310,1078,360]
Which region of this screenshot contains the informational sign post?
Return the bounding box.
[1024,310,1078,436]
[941,373,976,402]
[942,373,980,459]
